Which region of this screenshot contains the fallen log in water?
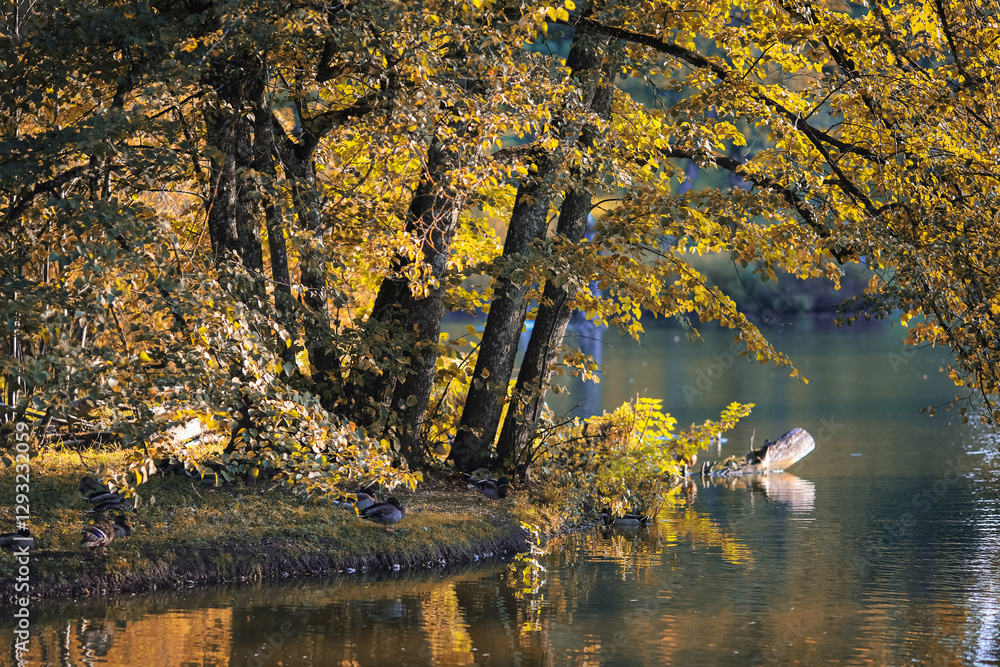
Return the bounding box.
[698,427,815,477]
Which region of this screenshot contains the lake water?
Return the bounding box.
[5,316,1000,666]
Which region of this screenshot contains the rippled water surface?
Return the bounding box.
[5,318,1000,666]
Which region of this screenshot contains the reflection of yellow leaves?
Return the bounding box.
[660,488,753,565]
[421,586,474,659]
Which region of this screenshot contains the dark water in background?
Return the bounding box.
[5,316,1000,666]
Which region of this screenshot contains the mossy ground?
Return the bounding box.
[0,446,551,601]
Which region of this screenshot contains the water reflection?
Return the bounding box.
[5,598,237,666]
[2,565,523,666]
[5,466,1000,666]
[705,472,817,519]
[0,484,810,666]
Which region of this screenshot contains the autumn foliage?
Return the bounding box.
[1,0,998,496]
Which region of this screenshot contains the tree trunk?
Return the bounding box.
[267,85,382,406]
[251,79,299,372]
[493,195,591,467]
[449,167,554,471]
[234,113,264,275]
[204,108,240,265]
[450,31,607,472]
[203,57,265,278]
[203,56,272,458]
[282,145,341,397]
[495,53,616,469]
[347,136,465,463]
[253,95,291,303]
[388,287,449,465]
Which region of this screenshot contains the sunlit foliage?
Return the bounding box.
[533,398,752,517]
[1,0,997,497]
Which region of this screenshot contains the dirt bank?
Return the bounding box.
[1,466,533,601]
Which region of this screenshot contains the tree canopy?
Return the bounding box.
[1,0,998,496]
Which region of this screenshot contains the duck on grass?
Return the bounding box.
[462,472,511,505]
[359,498,406,532]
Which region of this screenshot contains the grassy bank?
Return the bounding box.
[0,447,542,601]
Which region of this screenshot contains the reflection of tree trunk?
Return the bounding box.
[495,58,615,469]
[348,137,464,464]
[450,32,607,472]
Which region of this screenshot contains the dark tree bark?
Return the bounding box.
[450,30,607,472]
[449,162,554,471]
[203,57,265,277]
[202,56,272,458]
[281,145,341,395]
[495,52,616,469]
[252,86,292,305]
[268,85,384,405]
[345,135,465,463]
[234,114,264,275]
[386,192,460,464]
[248,75,302,377]
[204,108,240,265]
